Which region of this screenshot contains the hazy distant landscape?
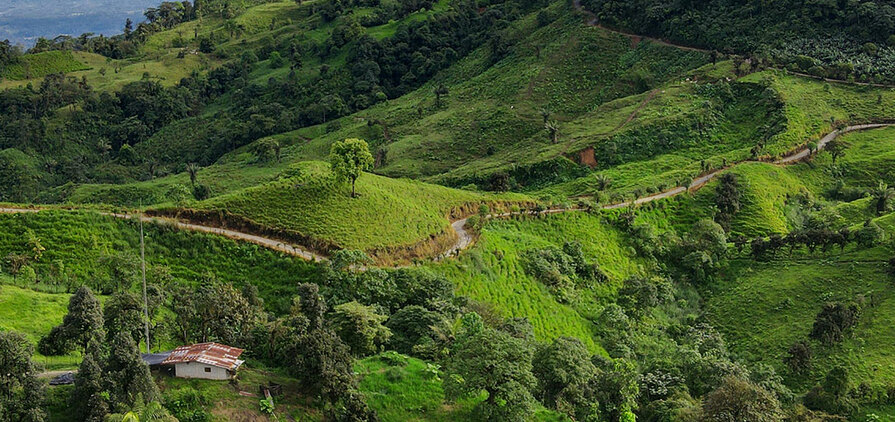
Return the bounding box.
[0,0,156,46]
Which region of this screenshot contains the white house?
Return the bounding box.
[154,343,245,380]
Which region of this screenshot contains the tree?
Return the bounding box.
[714,173,741,231]
[386,305,445,357]
[295,283,327,331]
[331,301,391,356]
[329,138,374,197]
[617,276,663,316]
[189,282,262,344]
[285,287,376,421]
[546,120,559,143]
[825,138,848,164]
[98,252,140,293]
[185,162,200,186]
[105,331,160,407]
[124,19,134,39]
[104,292,145,346]
[595,174,612,191]
[71,348,109,422]
[679,219,728,283]
[591,358,640,421]
[810,302,860,345]
[0,331,46,422]
[223,19,244,39]
[532,337,597,410]
[5,253,28,283]
[434,83,449,107]
[855,219,885,248]
[444,313,537,422]
[784,341,811,374]
[870,182,894,215]
[44,286,104,354]
[701,376,783,422]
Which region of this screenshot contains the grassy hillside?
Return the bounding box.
[0,210,320,312]
[0,283,82,369]
[0,51,89,81]
[429,212,644,354]
[356,352,566,422]
[159,161,530,259]
[706,245,895,392]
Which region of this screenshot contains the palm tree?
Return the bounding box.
[545,120,559,143]
[595,174,612,191]
[185,163,199,186]
[870,181,894,215]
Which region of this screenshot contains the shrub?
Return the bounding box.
[268,51,285,68]
[810,302,860,345]
[191,184,211,201]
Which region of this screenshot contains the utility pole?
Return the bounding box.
[139,207,151,353]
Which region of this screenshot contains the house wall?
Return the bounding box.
[173,362,230,380]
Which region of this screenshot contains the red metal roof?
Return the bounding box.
[161,343,245,370]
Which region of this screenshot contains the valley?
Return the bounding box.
[3,0,895,421]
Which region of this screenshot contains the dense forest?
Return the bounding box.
[583,0,895,83]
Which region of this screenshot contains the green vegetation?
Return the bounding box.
[355,352,479,421]
[430,212,643,354]
[179,161,528,256]
[0,210,320,312]
[7,0,895,420]
[583,0,895,83]
[708,247,895,392]
[0,51,89,81]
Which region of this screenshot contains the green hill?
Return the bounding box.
[159,161,530,261]
[7,0,895,420]
[0,51,89,81]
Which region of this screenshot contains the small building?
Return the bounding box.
[157,343,245,380]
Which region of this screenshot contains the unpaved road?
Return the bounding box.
[445,124,892,256]
[0,125,890,264]
[0,208,326,262]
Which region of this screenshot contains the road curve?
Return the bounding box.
[0,125,890,265]
[0,207,326,262]
[444,124,894,257]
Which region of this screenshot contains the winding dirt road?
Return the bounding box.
[444,124,893,257]
[0,207,326,262]
[0,125,890,265]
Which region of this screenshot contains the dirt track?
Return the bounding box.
[0,127,889,265]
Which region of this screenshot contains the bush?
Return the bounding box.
[164,387,210,422]
[810,302,860,345]
[191,184,211,201]
[268,51,285,68]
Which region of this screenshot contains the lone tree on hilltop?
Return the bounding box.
[329,138,374,198]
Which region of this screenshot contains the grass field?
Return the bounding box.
[742,72,895,158]
[0,51,89,81]
[356,352,566,422]
[706,245,895,393]
[429,211,645,355]
[0,283,89,370]
[0,51,217,92]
